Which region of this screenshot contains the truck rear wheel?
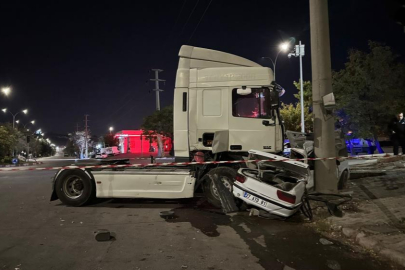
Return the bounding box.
[202,167,236,208]
[55,169,95,207]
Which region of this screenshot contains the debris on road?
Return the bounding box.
[160,210,175,219]
[94,229,112,242]
[319,238,334,245]
[327,260,341,270]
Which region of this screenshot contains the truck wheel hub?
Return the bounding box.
[63,176,84,199]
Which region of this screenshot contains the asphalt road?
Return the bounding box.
[0,157,402,270]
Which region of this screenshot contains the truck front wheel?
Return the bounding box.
[55,169,95,207]
[202,167,236,208]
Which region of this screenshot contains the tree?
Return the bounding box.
[141,105,173,157]
[280,102,313,132]
[333,42,405,143]
[0,124,18,159]
[64,138,78,157]
[280,81,313,132]
[141,105,173,138]
[293,81,313,107]
[104,134,118,147]
[72,131,87,159]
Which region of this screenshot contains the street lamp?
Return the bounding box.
[288,41,306,133]
[109,126,113,135]
[2,109,29,128]
[262,41,291,81]
[18,120,36,129]
[1,87,11,96]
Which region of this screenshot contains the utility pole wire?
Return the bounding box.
[179,0,200,37]
[166,0,188,43]
[188,0,213,43]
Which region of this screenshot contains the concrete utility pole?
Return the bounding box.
[310,0,338,192]
[150,69,165,111]
[84,115,89,159]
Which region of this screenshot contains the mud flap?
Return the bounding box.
[210,174,239,213]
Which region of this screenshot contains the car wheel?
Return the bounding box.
[55,169,95,207]
[202,167,236,208]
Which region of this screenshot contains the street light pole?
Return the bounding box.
[299,41,305,133]
[288,41,306,133]
[2,109,28,129]
[262,42,291,81]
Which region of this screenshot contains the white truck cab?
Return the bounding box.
[174,46,284,162]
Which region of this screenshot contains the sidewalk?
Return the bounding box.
[313,156,405,267]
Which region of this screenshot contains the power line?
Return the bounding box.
[165,0,188,44]
[188,0,213,43]
[179,0,200,38]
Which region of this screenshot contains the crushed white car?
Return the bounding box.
[233,150,311,218]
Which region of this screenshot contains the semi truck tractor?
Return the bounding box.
[50,45,348,213]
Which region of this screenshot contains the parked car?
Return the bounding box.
[346,138,376,155]
[104,146,120,156]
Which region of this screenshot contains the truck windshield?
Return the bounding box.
[232,88,271,119]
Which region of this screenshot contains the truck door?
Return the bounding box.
[228,87,281,153]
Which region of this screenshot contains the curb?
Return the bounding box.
[0,162,43,168]
[340,226,405,267]
[349,170,386,179]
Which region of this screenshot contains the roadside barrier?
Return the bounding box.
[0,154,397,172]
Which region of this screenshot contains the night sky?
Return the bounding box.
[0,0,404,142]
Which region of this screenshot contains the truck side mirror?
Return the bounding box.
[323,93,336,111]
[236,88,252,95]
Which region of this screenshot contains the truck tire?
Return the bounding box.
[202,167,236,208]
[55,169,95,207]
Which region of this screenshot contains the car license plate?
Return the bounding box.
[243,192,268,207]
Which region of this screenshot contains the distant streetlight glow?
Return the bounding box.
[2,108,6,113]
[31,120,35,124]
[1,87,11,96]
[22,109,28,114]
[109,126,114,135]
[279,42,290,52]
[15,120,20,124]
